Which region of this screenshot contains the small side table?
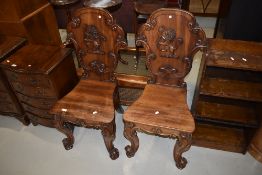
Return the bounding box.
[83,0,122,11]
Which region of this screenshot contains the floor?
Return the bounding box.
[1,17,262,175]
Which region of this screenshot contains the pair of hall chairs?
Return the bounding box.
[49,7,206,169]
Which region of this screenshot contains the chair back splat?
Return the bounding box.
[66,7,127,81]
[136,8,206,87]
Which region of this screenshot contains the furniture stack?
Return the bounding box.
[0,44,78,127]
[0,35,28,125]
[192,39,262,153]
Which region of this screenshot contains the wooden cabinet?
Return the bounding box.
[1,45,78,127]
[0,35,29,125]
[0,0,61,45]
[191,39,262,153]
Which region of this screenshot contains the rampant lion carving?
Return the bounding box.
[157,26,183,58]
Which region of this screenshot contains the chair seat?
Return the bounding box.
[124,84,195,132]
[50,79,116,124]
[134,0,167,15]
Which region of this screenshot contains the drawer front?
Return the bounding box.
[22,103,54,119]
[12,81,56,98]
[16,93,57,110]
[26,112,55,128]
[0,102,20,113]
[0,91,14,103]
[5,70,52,88]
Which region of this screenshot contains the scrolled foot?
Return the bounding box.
[123,121,139,158]
[62,138,73,150]
[125,145,135,158]
[176,157,187,169]
[55,117,75,151]
[173,132,192,169]
[101,121,119,160]
[109,148,119,160]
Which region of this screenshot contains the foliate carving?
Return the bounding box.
[71,17,81,28]
[188,22,201,34]
[77,49,89,79]
[116,34,128,49]
[136,34,147,47]
[144,17,157,31]
[84,25,106,55]
[159,64,177,80]
[151,127,162,135]
[157,26,183,58]
[89,60,106,74]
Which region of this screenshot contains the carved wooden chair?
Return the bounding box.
[123,8,206,168]
[49,7,127,160]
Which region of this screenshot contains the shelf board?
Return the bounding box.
[200,78,262,102]
[195,99,258,128]
[193,123,247,153]
[206,49,262,72]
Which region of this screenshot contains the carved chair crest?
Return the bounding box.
[65,7,127,81]
[136,8,207,87]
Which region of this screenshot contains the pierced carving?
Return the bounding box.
[84,25,106,55]
[71,17,81,28]
[90,60,106,74]
[157,26,183,58]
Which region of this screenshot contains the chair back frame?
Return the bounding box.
[136,8,207,87]
[65,7,127,81]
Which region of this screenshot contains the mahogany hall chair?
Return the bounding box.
[123,8,206,168]
[49,7,127,160]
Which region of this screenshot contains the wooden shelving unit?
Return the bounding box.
[192,39,262,153]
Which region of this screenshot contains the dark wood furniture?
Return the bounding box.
[123,8,206,169]
[49,7,127,160]
[0,0,61,45]
[191,39,262,153]
[0,35,29,125]
[1,45,78,127]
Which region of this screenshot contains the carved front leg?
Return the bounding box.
[55,116,75,150]
[123,121,139,158]
[101,120,119,160]
[173,132,192,169]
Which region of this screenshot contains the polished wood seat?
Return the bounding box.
[51,80,116,124]
[125,84,194,132]
[123,8,206,169]
[49,7,127,160]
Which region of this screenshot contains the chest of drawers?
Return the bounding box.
[1,45,78,127]
[0,35,29,125]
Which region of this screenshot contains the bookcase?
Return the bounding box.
[191,39,262,153]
